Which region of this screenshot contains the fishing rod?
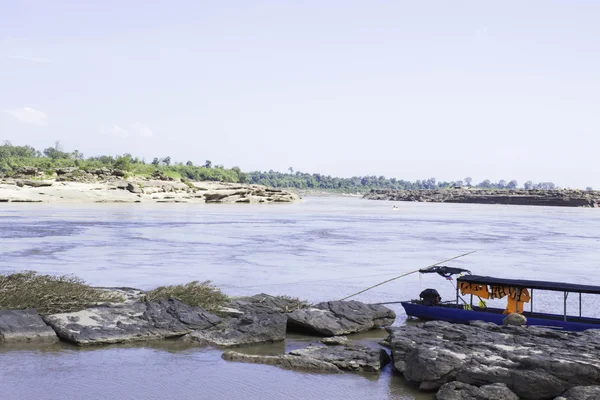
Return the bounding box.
[338,250,478,301]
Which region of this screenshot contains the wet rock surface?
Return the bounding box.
[42,298,221,345]
[388,320,600,399]
[364,188,600,207]
[555,386,600,399]
[221,351,342,373]
[0,309,58,343]
[181,312,287,347]
[287,300,395,336]
[289,343,390,372]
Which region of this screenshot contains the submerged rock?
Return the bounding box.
[0,309,58,343]
[221,351,341,373]
[290,343,390,372]
[287,300,395,336]
[321,336,348,345]
[436,382,519,400]
[181,312,287,347]
[387,320,600,398]
[42,298,221,345]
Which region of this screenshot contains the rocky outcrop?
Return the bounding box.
[289,343,390,372]
[555,386,600,399]
[221,351,342,373]
[225,293,307,316]
[181,312,287,347]
[364,188,600,208]
[436,382,519,400]
[321,336,348,345]
[287,300,395,336]
[15,180,54,188]
[0,309,58,343]
[42,298,221,345]
[388,320,600,399]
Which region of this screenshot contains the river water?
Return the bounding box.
[1,197,600,400]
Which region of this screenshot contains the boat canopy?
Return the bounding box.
[458,275,600,295]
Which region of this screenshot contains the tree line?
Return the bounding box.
[0,142,587,191]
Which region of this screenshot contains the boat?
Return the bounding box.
[400,266,600,331]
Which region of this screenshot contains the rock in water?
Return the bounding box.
[436,382,519,400]
[321,336,348,345]
[0,309,58,343]
[226,293,305,315]
[287,300,395,336]
[289,343,390,372]
[181,312,287,347]
[43,298,221,345]
[221,351,341,373]
[387,320,600,398]
[555,386,600,399]
[503,313,527,326]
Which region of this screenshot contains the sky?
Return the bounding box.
[1,1,599,189]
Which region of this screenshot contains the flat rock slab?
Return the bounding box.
[43,298,221,345]
[388,320,600,399]
[287,300,395,336]
[289,343,390,372]
[225,293,305,315]
[181,312,287,347]
[0,309,58,343]
[222,351,341,373]
[555,386,600,400]
[436,382,519,400]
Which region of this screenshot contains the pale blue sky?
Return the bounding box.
[1,1,599,188]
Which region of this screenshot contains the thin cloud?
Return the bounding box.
[3,107,48,126]
[109,122,154,138]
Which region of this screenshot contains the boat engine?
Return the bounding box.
[419,288,441,306]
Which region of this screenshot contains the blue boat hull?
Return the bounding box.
[401,301,600,332]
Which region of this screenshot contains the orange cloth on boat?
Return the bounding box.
[459,282,490,299]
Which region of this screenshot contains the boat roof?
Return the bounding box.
[457,274,600,295]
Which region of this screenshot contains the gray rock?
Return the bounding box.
[555,386,600,399]
[0,309,58,343]
[42,298,221,345]
[222,351,341,373]
[126,182,142,194]
[289,343,390,372]
[321,336,348,345]
[503,313,527,326]
[226,293,307,315]
[16,180,54,188]
[181,312,287,347]
[436,382,519,400]
[388,320,600,399]
[287,300,395,336]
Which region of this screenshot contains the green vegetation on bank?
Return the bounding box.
[0,142,244,183]
[1,141,588,191]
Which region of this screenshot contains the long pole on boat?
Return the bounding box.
[338,250,478,301]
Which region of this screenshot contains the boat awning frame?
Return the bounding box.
[457,275,600,295]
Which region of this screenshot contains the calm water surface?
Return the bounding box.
[1,197,600,400]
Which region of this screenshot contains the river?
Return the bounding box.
[1,197,599,400]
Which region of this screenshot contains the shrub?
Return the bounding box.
[0,271,124,314]
[142,280,228,312]
[274,295,311,311]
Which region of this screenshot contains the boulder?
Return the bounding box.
[503,313,527,326]
[56,167,78,175]
[555,386,600,399]
[181,312,287,347]
[112,169,126,177]
[126,182,142,194]
[436,382,519,400]
[287,300,395,336]
[16,180,54,188]
[42,298,221,345]
[18,166,39,175]
[388,320,600,398]
[0,309,58,343]
[222,351,341,373]
[289,343,390,372]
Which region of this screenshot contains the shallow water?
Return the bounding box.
[1,197,600,399]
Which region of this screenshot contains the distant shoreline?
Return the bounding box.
[363,188,600,208]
